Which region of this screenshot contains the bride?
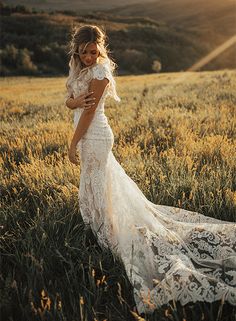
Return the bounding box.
[64,24,236,315]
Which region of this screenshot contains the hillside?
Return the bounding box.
[106,0,236,69]
[106,0,236,37]
[2,0,155,13]
[1,2,235,77]
[0,4,207,76]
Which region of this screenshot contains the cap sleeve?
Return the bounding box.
[91,62,121,102]
[92,63,111,81]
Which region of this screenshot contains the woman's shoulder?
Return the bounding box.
[91,60,111,81]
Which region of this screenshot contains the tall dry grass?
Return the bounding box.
[0,70,236,320]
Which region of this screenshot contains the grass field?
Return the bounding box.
[0,69,236,320]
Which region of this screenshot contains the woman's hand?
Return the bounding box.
[73,91,96,109]
[68,143,79,165]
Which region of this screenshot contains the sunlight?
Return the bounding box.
[186,34,236,71]
[153,35,236,100]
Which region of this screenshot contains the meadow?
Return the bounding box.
[0,69,236,320]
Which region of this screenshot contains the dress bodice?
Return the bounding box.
[69,61,119,140]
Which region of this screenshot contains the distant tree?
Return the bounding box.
[0,2,11,16]
[17,48,38,74]
[119,48,149,73]
[0,44,38,75]
[1,44,18,68]
[15,4,31,13]
[0,2,32,15]
[152,59,162,72]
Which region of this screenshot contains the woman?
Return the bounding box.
[65,24,236,315]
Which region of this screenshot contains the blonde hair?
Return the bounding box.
[65,24,120,101]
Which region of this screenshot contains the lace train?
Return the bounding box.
[77,135,236,315]
[78,137,236,313]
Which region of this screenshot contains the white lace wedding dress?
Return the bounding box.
[65,59,236,315]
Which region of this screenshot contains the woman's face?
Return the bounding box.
[78,42,100,67]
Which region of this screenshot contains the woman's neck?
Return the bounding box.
[81,60,98,70]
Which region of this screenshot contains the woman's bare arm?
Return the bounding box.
[70,78,109,147]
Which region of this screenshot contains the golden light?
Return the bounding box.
[186,34,236,71]
[152,35,236,101]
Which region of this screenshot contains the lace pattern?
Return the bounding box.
[78,138,236,314]
[78,138,120,252]
[92,63,111,81]
[71,63,116,141]
[72,61,236,315]
[64,59,121,104]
